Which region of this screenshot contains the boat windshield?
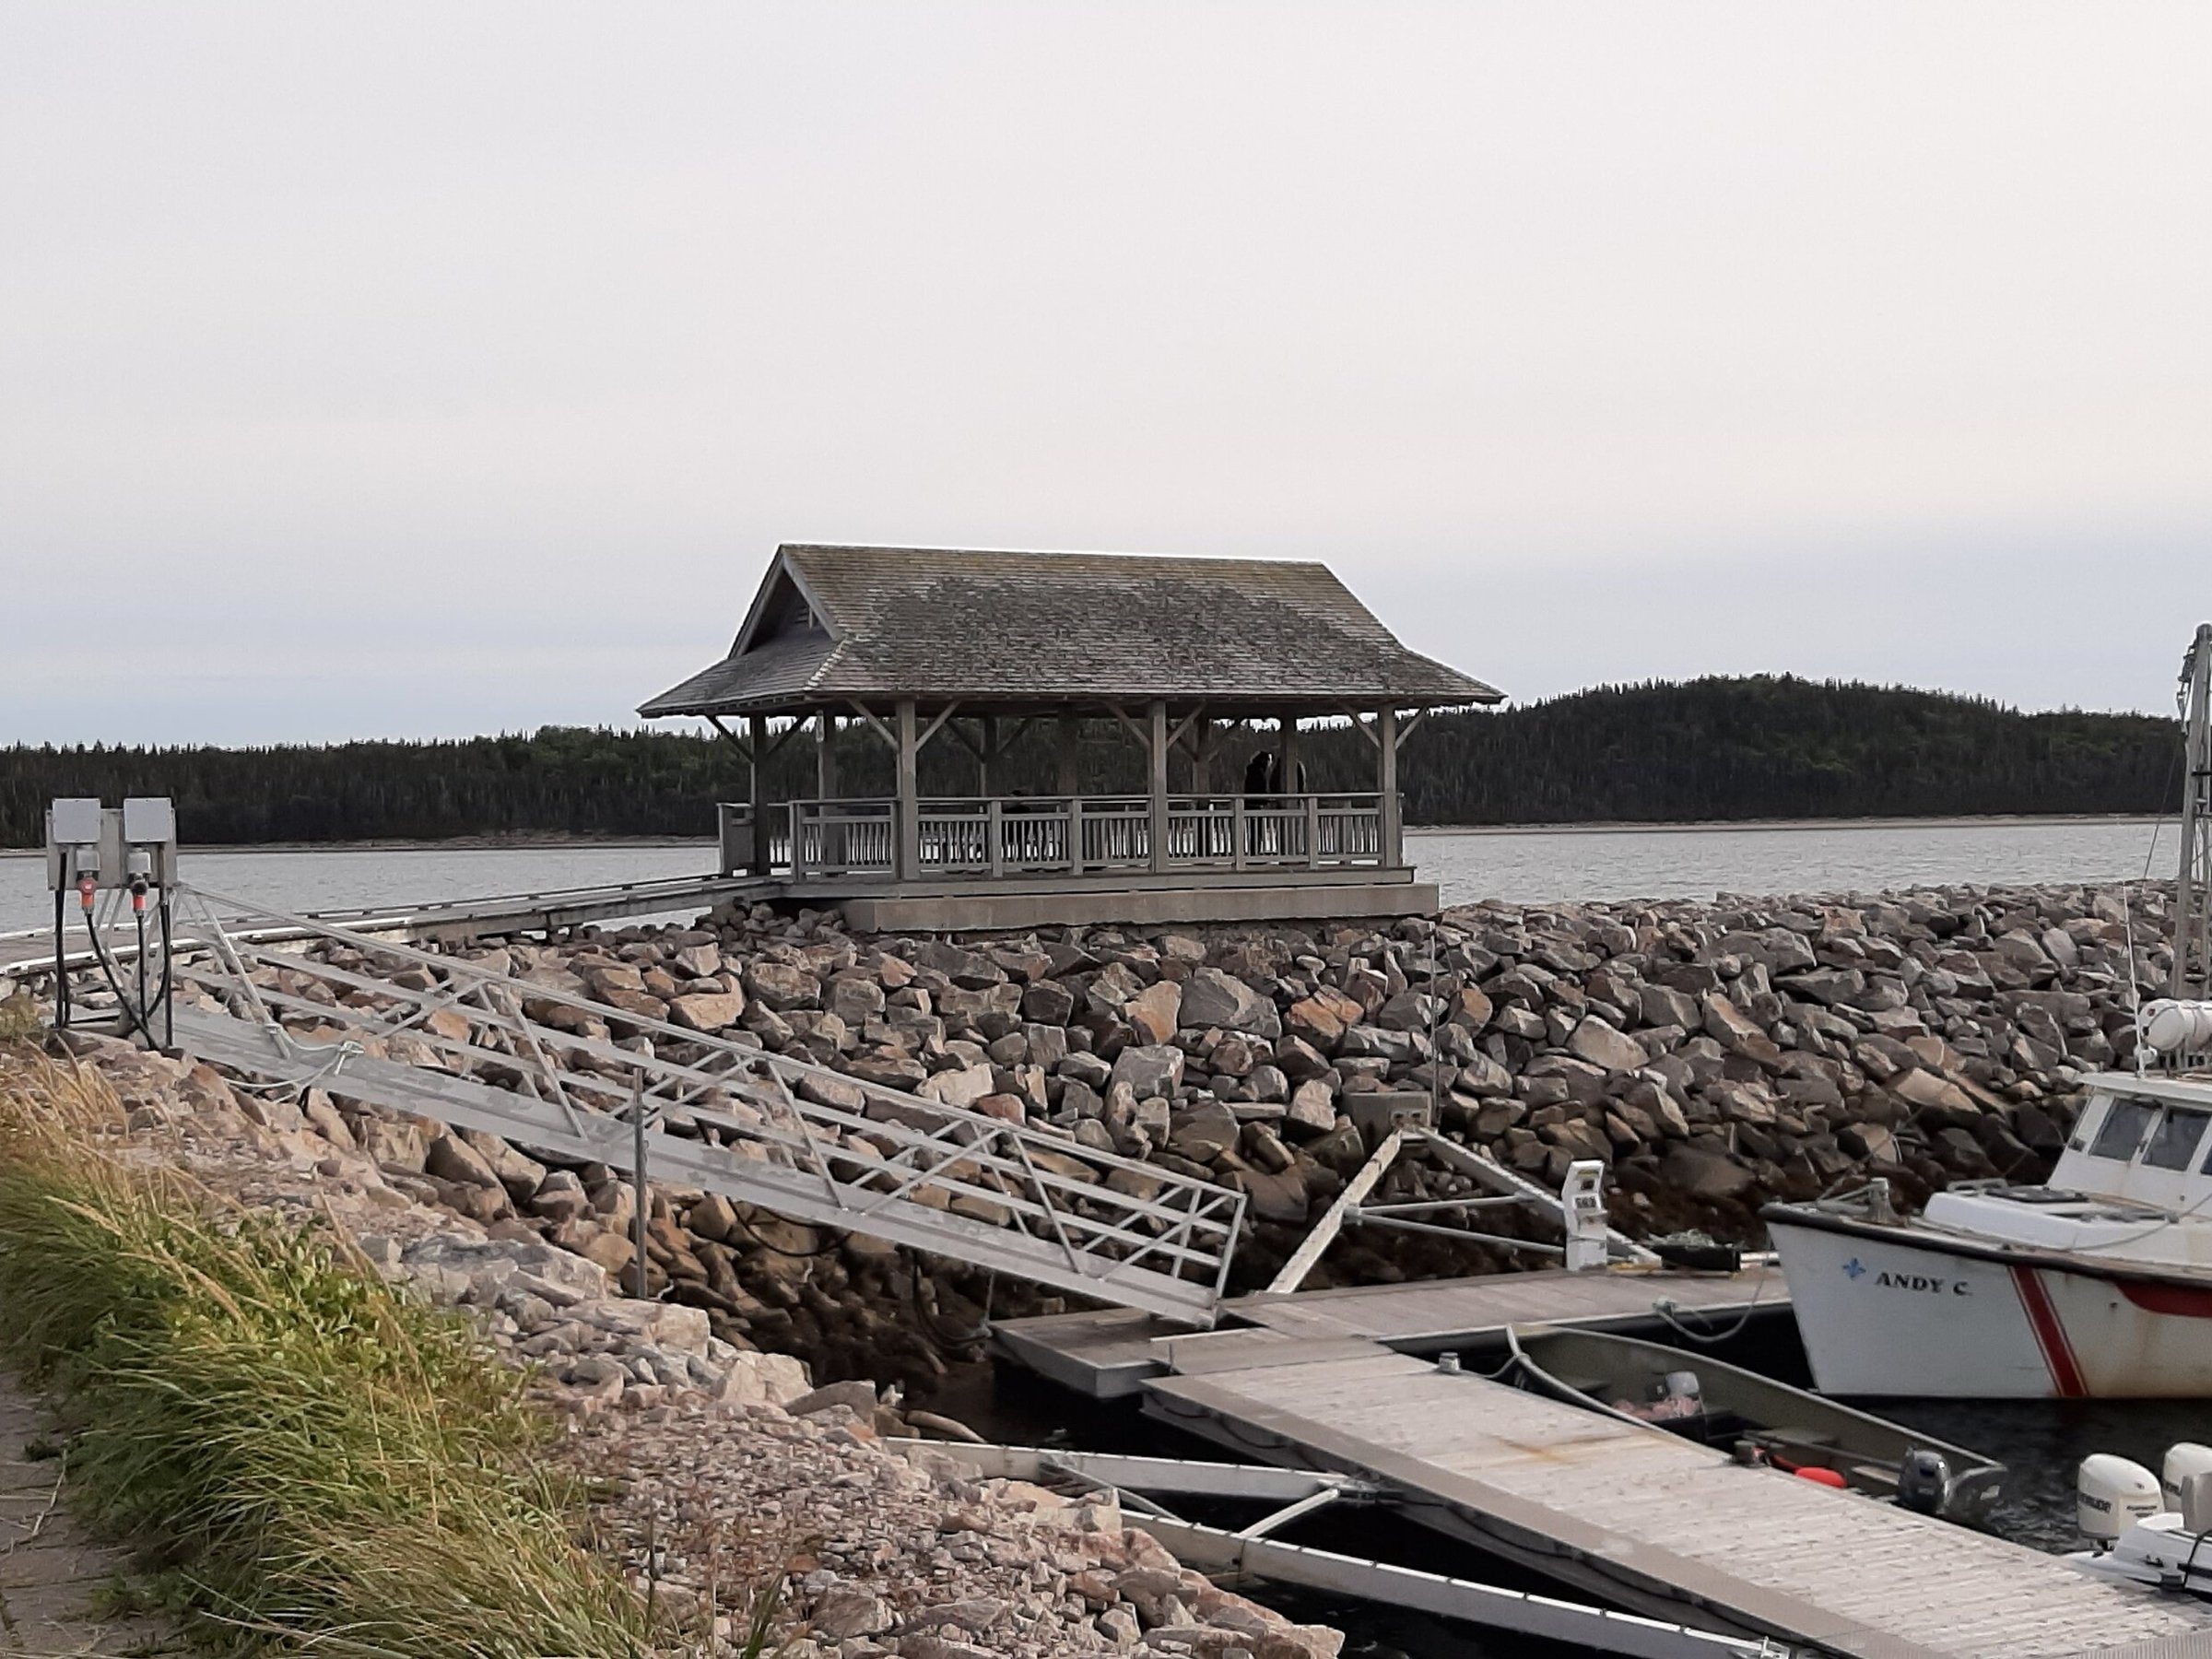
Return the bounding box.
[2088,1099,2157,1161]
[2143,1108,2212,1171]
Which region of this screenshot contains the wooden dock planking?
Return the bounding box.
[992,1264,1789,1397]
[1145,1349,2212,1659]
[1228,1261,1787,1346]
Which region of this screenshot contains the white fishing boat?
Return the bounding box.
[1766,624,2212,1398]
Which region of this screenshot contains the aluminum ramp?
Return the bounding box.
[161,887,1242,1325]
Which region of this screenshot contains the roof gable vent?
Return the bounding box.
[743,571,826,653]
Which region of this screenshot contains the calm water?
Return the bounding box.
[1411,815,2171,908]
[0,816,2172,935]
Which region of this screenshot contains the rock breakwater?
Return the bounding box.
[40,878,2180,1403]
[452,879,2170,1300]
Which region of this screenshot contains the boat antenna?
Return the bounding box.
[2174,622,2212,1001]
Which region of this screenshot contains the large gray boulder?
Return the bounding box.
[1167,1100,1239,1162]
[742,960,821,1011]
[1110,1044,1185,1099]
[1568,1016,1647,1075]
[1177,968,1282,1040]
[1656,1143,1756,1202]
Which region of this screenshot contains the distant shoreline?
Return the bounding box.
[1408,812,2168,837]
[0,812,2170,858]
[0,834,715,858]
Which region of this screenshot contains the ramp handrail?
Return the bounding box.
[160,885,1243,1324]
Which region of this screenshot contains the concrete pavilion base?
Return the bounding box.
[783,868,1439,934]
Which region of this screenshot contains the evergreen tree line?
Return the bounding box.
[0,676,2183,848]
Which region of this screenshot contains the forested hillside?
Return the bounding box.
[0,677,2182,846]
[1395,677,2181,824]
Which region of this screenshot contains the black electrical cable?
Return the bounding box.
[84,908,157,1045]
[727,1205,843,1260]
[159,892,174,1047]
[51,888,70,1030]
[903,1253,993,1350]
[134,903,148,1030]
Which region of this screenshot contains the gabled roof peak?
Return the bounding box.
[641,544,1501,719]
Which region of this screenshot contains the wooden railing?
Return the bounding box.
[771,794,1386,880]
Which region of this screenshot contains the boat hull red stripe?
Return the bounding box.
[2011,1265,2087,1397]
[2118,1279,2212,1318]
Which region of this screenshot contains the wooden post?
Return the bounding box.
[1278,712,1300,794]
[1378,706,1402,868]
[895,700,920,882]
[816,711,838,799]
[814,712,838,872]
[979,714,997,796]
[1057,715,1080,797]
[1147,700,1170,873]
[747,712,771,876]
[1189,715,1213,794]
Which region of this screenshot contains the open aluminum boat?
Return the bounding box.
[1502,1324,2006,1525]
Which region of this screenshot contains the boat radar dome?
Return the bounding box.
[2078,1454,2163,1543]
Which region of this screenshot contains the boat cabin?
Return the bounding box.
[2051,1074,2212,1213]
[1920,1070,2212,1267]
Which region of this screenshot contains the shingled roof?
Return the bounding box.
[639,545,1502,719]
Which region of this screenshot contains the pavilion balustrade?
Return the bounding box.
[752,793,1386,881]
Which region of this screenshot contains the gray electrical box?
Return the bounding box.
[123,797,176,846]
[49,797,103,847]
[44,797,180,892]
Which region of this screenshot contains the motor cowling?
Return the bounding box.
[2181,1471,2212,1537]
[2163,1443,2212,1510]
[2079,1454,2163,1542]
[1897,1448,1952,1516]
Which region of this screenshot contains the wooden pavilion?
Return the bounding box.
[639,545,1500,928]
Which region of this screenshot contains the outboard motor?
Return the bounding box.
[2079,1454,2163,1546]
[1898,1448,1952,1516]
[2164,1443,2212,1510]
[2182,1470,2212,1539]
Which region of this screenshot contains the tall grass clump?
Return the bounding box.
[0,1049,683,1657]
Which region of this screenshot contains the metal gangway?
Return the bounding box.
[157,887,1244,1326]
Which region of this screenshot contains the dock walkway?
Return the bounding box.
[994,1263,1786,1396]
[997,1268,2212,1657]
[0,871,770,982]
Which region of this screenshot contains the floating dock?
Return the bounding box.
[994,1262,1787,1397]
[995,1267,2212,1658]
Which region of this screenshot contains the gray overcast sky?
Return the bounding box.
[4,3,2207,745]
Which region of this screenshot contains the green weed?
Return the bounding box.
[0,1050,704,1657]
